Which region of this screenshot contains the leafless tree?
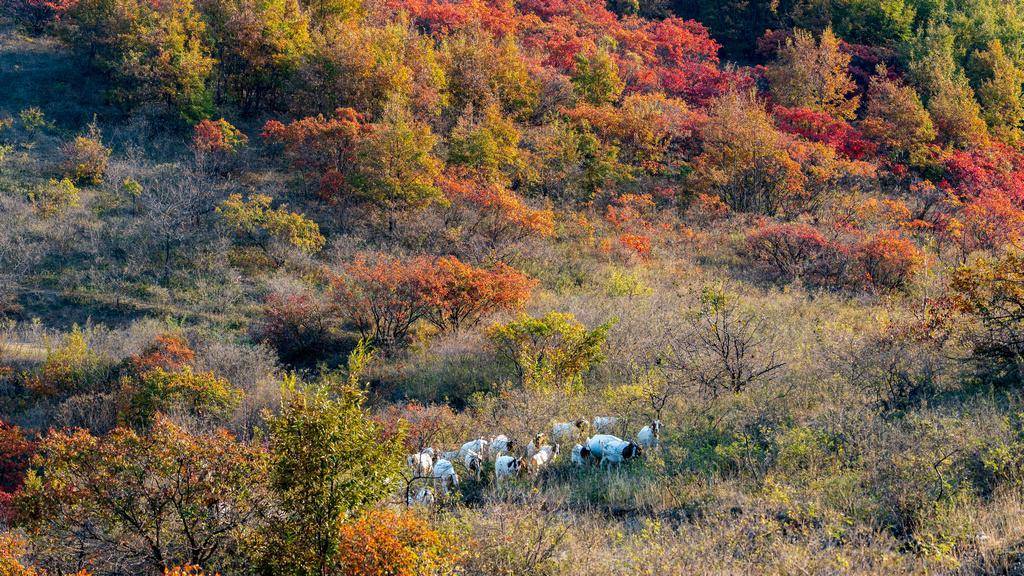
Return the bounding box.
[665,292,785,399]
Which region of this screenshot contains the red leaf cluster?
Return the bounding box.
[336,254,536,348]
[130,334,195,374]
[773,105,878,160]
[262,108,370,200]
[746,222,922,290]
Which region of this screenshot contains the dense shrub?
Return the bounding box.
[18,415,269,574]
[28,178,79,217]
[24,326,111,398]
[337,254,535,350]
[252,290,337,363]
[60,124,110,185]
[263,376,405,576]
[335,509,460,576]
[119,367,242,427]
[745,222,848,285]
[130,333,195,374]
[218,194,325,254]
[950,250,1024,385]
[488,311,611,392]
[193,118,248,155]
[0,421,34,522]
[856,231,923,290]
[7,0,77,32]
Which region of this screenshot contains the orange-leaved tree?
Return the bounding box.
[17,415,269,574]
[262,107,369,199]
[336,509,461,576]
[442,175,555,263]
[690,90,806,216]
[336,254,535,349]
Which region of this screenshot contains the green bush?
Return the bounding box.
[120,366,242,427]
[25,326,111,398]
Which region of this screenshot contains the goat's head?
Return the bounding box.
[467,454,483,479]
[580,445,592,461]
[623,442,642,460]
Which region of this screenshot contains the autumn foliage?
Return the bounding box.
[193,118,248,155]
[0,421,35,522]
[746,222,846,285]
[337,254,536,348]
[335,509,460,576]
[855,230,923,290]
[442,176,554,262]
[8,0,77,31]
[17,416,268,574]
[130,334,196,374]
[263,108,368,198]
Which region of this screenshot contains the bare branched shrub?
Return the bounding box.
[666,287,784,399]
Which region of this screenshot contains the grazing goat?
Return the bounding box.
[406,448,434,477]
[526,433,547,458]
[458,438,489,461]
[592,416,620,433]
[584,434,624,459]
[571,443,591,466]
[598,440,642,470]
[529,444,559,475]
[489,435,516,459]
[551,420,589,444]
[463,450,484,481]
[494,455,525,485]
[432,458,459,496]
[440,450,458,462]
[636,420,662,449]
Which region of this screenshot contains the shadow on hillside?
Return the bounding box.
[0,23,112,131]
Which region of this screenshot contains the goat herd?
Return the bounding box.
[404,416,663,506]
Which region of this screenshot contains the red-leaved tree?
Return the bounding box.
[746,222,848,285]
[336,254,535,349]
[0,421,35,522]
[262,108,369,200]
[8,0,77,32]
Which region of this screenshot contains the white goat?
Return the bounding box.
[597,439,643,470]
[551,419,589,444]
[494,455,525,486]
[489,435,515,459]
[463,449,484,481]
[571,443,591,466]
[526,433,547,458]
[592,416,620,433]
[585,434,624,459]
[636,420,662,450]
[529,444,559,475]
[407,486,435,507]
[406,447,434,477]
[458,438,489,461]
[432,458,459,496]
